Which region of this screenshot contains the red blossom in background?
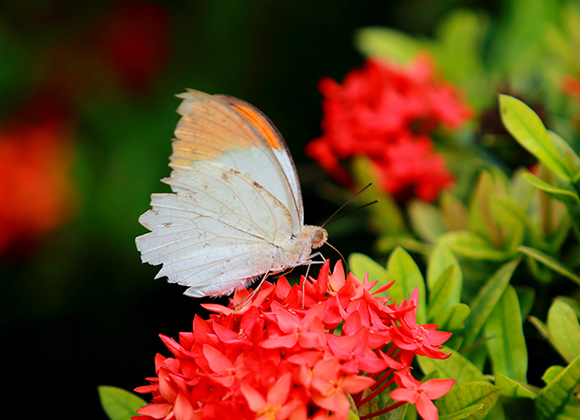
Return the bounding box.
[97,0,172,92]
[0,97,75,256]
[134,261,454,420]
[307,56,471,202]
[562,75,580,101]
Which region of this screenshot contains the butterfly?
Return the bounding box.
[136,89,328,297]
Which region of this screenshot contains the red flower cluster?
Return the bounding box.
[134,261,454,420]
[307,56,472,202]
[562,75,580,101]
[0,118,74,255]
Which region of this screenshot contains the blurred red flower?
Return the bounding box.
[134,261,453,420]
[0,118,74,255]
[562,75,580,100]
[98,0,172,92]
[307,56,471,202]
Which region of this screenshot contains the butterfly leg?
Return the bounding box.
[234,270,271,310]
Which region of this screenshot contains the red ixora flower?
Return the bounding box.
[306,55,471,202]
[0,116,74,255]
[134,261,454,420]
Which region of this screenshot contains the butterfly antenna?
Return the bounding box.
[324,199,379,226]
[321,183,374,228]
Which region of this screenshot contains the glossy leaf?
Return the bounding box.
[484,285,528,382]
[436,381,500,420]
[427,266,456,322]
[542,366,565,385]
[433,304,470,333]
[518,246,580,286]
[522,173,580,205]
[418,346,486,385]
[98,386,146,420]
[427,242,462,305]
[386,247,426,324]
[348,253,388,287]
[499,95,571,181]
[495,374,536,399]
[463,259,520,348]
[438,231,510,261]
[547,299,580,363]
[354,26,422,64]
[408,199,446,243]
[535,355,580,420]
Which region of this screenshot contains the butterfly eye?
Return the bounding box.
[312,228,327,245]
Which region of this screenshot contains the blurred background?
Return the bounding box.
[5,0,565,417]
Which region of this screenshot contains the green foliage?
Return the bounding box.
[98,386,146,420]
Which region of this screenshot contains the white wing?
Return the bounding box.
[172,90,303,233]
[136,162,293,297]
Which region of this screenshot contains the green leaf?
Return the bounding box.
[408,199,446,243]
[348,253,388,287]
[547,300,580,363]
[438,231,510,261]
[468,171,503,247]
[499,95,571,181]
[386,247,426,324]
[427,266,456,322]
[427,243,463,305]
[529,316,550,341]
[433,304,471,332]
[439,404,484,420]
[495,374,536,399]
[490,195,546,249]
[436,382,500,420]
[354,27,422,64]
[523,173,580,205]
[440,191,469,231]
[515,286,535,320]
[542,366,565,385]
[463,259,520,348]
[535,355,580,420]
[518,246,580,286]
[548,131,580,182]
[418,346,486,385]
[98,386,146,420]
[484,285,528,382]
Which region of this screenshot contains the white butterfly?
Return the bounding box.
[136,89,327,297]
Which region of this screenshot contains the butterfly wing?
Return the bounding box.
[136,89,306,297]
[136,162,294,297]
[171,89,303,232]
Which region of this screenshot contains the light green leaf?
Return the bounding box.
[535,355,580,420]
[548,131,580,182]
[468,171,503,247]
[542,366,565,385]
[439,404,484,420]
[98,386,146,420]
[418,346,486,385]
[436,382,500,420]
[515,286,535,320]
[354,27,422,64]
[518,246,580,286]
[499,95,570,181]
[408,199,446,243]
[490,195,546,249]
[348,253,388,287]
[427,266,456,322]
[427,243,463,306]
[547,300,580,363]
[433,304,470,332]
[440,191,469,231]
[438,231,510,261]
[484,285,528,382]
[463,259,520,348]
[523,173,580,205]
[386,247,426,324]
[495,374,536,399]
[529,316,550,341]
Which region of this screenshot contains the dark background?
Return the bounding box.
[0,1,499,418]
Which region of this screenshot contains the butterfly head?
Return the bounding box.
[309,226,328,250]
